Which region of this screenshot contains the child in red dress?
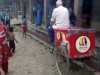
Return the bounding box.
[21,22,27,38]
[0,21,11,75]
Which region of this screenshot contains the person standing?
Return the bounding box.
[35,0,43,31]
[8,27,18,54]
[21,20,28,38]
[0,20,11,75]
[69,8,76,26]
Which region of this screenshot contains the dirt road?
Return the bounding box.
[8,32,58,75]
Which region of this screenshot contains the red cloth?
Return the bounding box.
[0,25,7,45]
[0,24,12,74]
[0,44,12,74]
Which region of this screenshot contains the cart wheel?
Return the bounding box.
[61,42,70,74]
[56,52,68,75]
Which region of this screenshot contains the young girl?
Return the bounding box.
[8,27,18,53]
[21,22,27,38]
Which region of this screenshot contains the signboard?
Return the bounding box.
[76,36,90,53]
[54,28,95,59]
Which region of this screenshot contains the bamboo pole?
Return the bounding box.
[44,0,48,26]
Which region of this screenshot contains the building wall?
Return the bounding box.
[74,0,100,31]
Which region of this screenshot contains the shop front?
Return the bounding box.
[74,0,100,31]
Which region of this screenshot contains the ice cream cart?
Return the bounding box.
[54,27,95,72]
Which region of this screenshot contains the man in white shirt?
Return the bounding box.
[51,0,70,29]
[47,0,70,53]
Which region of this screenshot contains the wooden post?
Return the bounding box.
[44,0,48,26]
[74,0,81,16]
[29,0,32,22]
[20,0,23,12]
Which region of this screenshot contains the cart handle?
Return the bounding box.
[54,27,96,32]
